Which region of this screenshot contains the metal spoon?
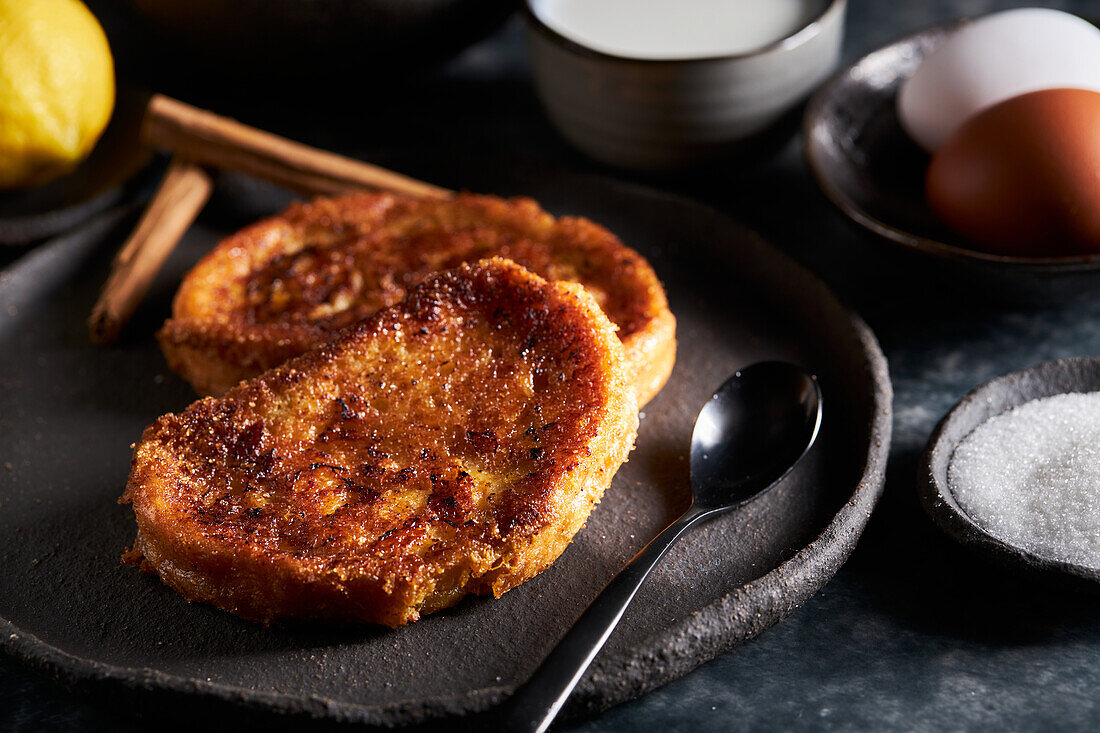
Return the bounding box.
[501,361,823,732]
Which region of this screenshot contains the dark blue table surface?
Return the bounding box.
[5,1,1100,730]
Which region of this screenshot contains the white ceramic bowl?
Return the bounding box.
[525,0,847,171]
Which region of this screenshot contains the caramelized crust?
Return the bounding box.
[123,259,639,627]
[158,192,675,404]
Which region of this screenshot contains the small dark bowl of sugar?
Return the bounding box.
[920,357,1100,585]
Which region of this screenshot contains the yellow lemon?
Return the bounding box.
[0,0,115,189]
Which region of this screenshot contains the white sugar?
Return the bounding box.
[948,391,1100,570]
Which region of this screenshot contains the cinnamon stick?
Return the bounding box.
[141,95,452,200]
[91,96,452,344]
[88,157,214,344]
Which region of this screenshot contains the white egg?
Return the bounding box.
[898,8,1100,152]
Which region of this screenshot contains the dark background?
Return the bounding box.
[4,0,1100,730]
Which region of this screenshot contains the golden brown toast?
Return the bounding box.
[123,258,638,627]
[158,192,675,405]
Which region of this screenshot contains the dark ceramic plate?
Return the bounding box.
[0,166,891,728]
[0,87,154,246]
[919,357,1100,585]
[804,19,1100,305]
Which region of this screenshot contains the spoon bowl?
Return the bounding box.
[692,362,823,509]
[503,361,822,732]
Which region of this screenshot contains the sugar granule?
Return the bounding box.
[948,391,1100,570]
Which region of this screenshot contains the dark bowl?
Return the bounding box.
[804,19,1100,306]
[0,85,153,246]
[113,0,518,81]
[919,357,1100,586]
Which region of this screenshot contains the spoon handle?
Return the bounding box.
[501,508,707,733]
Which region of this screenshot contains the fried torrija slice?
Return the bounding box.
[123,258,638,627]
[158,192,675,404]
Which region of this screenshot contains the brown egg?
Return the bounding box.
[926,87,1100,258]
